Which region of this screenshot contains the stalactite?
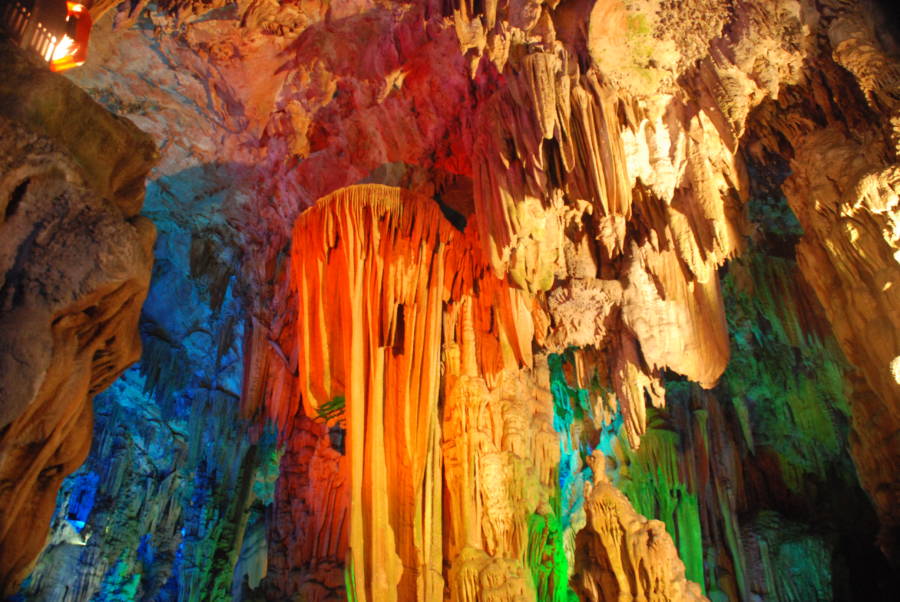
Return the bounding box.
[286,183,684,601]
[8,0,898,598]
[539,215,888,599]
[290,184,455,602]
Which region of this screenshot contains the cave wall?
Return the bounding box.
[0,40,157,595]
[744,41,900,553]
[15,143,276,600]
[2,0,898,599]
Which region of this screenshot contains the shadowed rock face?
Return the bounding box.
[0,43,156,594]
[741,22,900,555]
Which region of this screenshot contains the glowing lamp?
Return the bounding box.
[48,2,91,72]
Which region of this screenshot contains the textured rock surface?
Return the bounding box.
[787,129,900,552]
[7,0,899,599]
[0,44,156,593]
[0,40,158,216]
[574,477,705,601]
[740,7,900,552]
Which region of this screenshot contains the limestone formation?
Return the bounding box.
[0,43,156,594]
[0,115,155,592]
[739,4,900,552]
[289,185,454,601]
[3,0,899,599]
[574,476,706,602]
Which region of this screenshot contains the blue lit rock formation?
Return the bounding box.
[18,159,277,601]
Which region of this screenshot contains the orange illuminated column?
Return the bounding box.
[290,185,456,602]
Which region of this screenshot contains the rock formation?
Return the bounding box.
[0,41,157,594]
[574,477,705,601]
[2,0,898,599]
[740,8,900,552]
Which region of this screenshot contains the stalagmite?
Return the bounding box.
[574,476,706,602]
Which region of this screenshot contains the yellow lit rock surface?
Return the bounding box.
[574,476,706,601]
[0,114,154,593]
